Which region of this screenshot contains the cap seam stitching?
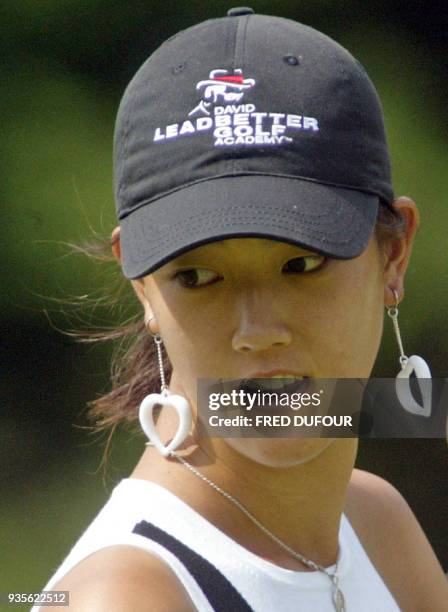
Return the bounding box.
[235,15,251,175]
[231,16,248,175]
[144,212,363,241]
[127,215,365,263]
[118,172,381,220]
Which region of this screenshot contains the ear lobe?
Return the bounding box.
[384,284,403,308]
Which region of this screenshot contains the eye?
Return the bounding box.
[282,255,326,274]
[174,268,222,288]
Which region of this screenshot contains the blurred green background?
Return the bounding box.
[1,0,447,605]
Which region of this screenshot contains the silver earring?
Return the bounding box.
[386,290,432,417]
[138,331,192,456]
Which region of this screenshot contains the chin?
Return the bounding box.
[227,437,336,468]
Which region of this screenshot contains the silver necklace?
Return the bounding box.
[172,453,346,612]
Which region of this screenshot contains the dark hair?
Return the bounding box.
[72,200,405,452]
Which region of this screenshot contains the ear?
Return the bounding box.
[111,226,121,262]
[111,226,159,333]
[131,278,159,333]
[383,196,420,307]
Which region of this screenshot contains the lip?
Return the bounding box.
[238,371,313,395]
[243,370,310,379]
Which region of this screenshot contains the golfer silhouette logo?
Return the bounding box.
[189,69,256,116]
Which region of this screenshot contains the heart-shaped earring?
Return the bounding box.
[396,355,432,417]
[139,331,192,456]
[139,391,192,456]
[387,290,432,418]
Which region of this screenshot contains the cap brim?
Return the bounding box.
[119,175,379,279]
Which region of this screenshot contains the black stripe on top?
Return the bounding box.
[132,520,254,612]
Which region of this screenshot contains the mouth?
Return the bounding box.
[239,374,311,394]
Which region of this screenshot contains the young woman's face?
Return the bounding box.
[135,235,386,465]
[143,235,385,380]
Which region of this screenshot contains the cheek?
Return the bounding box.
[312,256,384,375]
[149,287,228,382]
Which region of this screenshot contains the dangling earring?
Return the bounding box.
[386,289,432,417]
[138,323,192,456]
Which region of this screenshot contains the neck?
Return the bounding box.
[196,435,357,567]
[132,406,358,570]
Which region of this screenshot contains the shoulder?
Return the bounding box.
[346,469,448,611]
[348,467,411,507]
[50,545,196,611]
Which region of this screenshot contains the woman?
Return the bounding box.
[37,8,447,611]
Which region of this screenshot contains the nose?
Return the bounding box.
[231,293,292,353]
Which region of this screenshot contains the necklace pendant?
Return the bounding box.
[332,586,346,612]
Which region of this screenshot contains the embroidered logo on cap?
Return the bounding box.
[153,68,320,147]
[189,69,256,117]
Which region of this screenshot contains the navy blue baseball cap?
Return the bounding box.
[114,7,394,279]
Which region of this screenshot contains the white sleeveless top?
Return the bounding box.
[33,478,401,611]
